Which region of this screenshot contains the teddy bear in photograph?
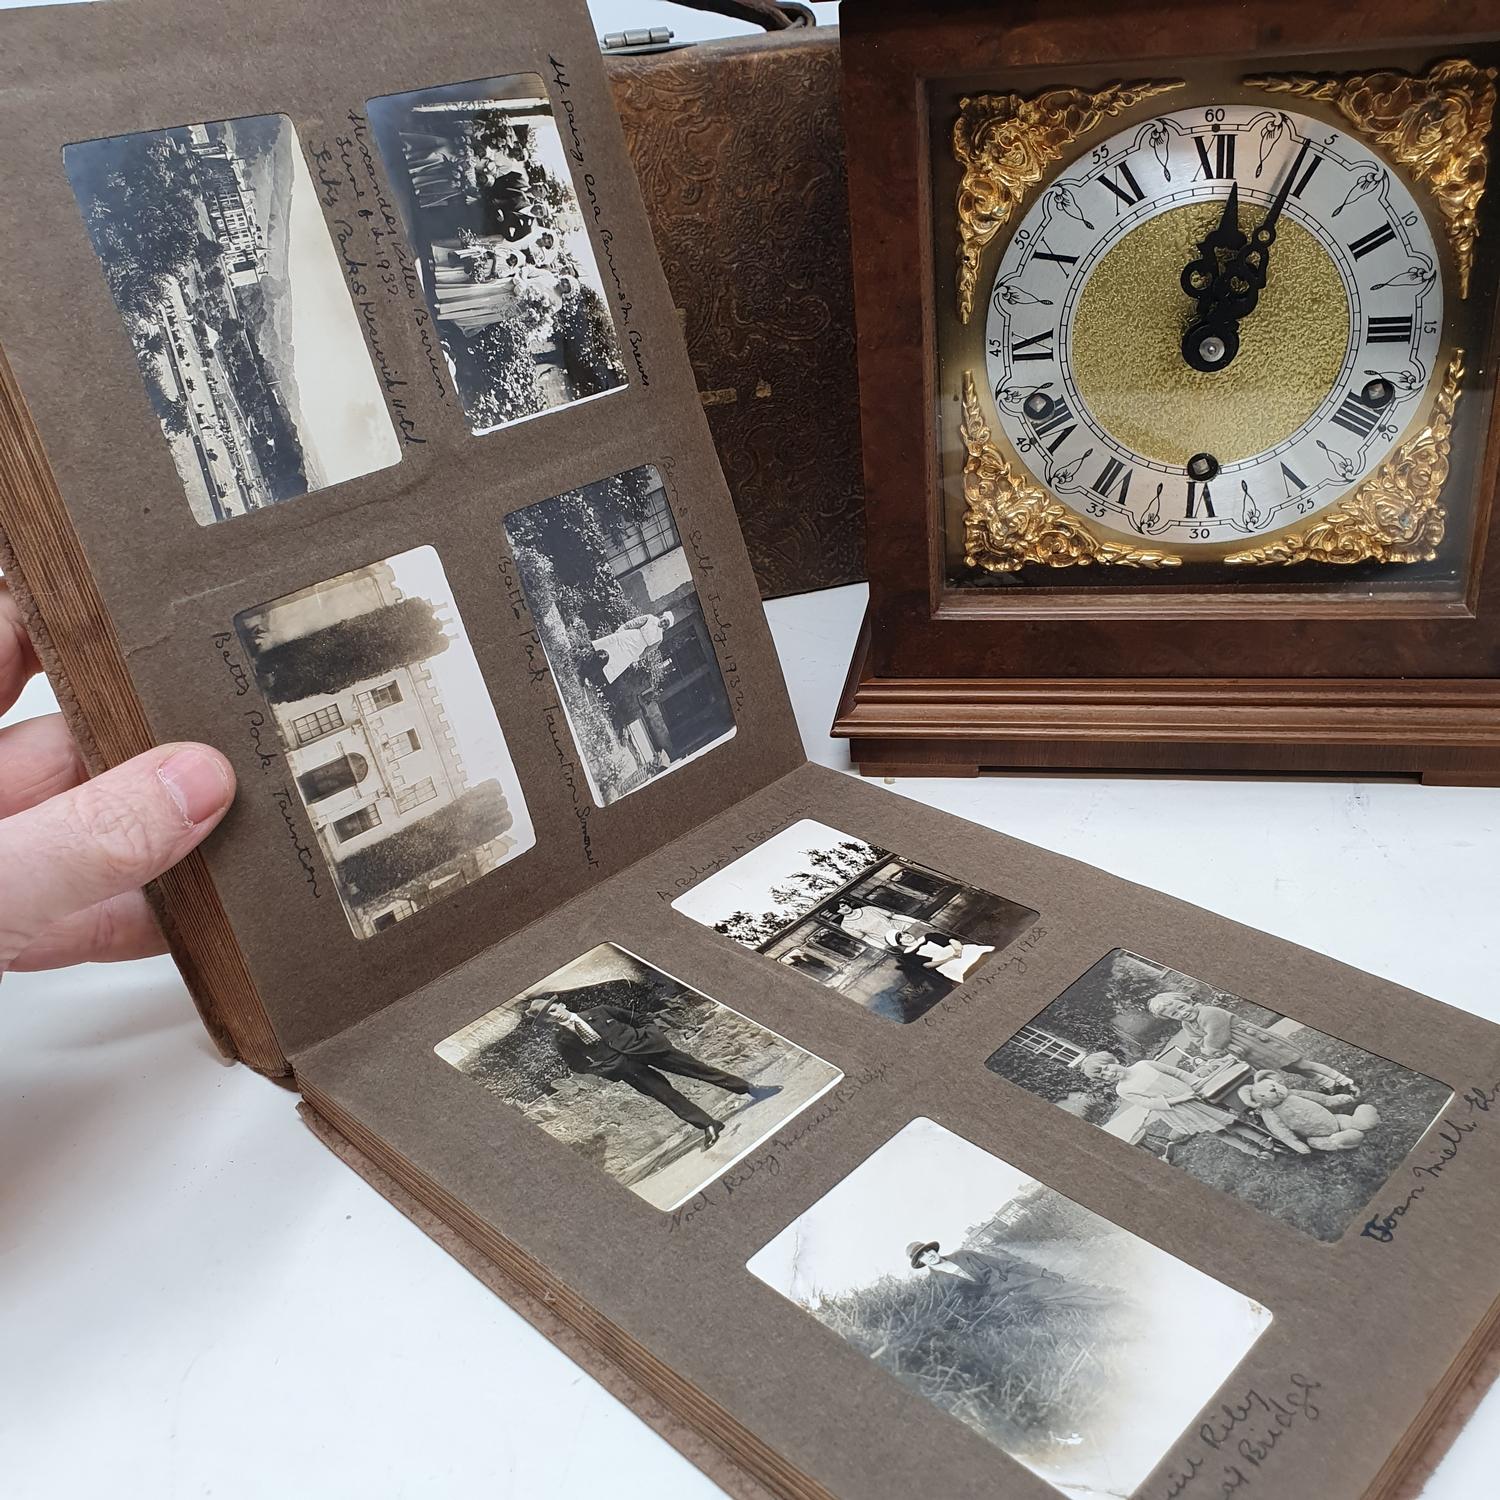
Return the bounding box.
[1239,1071,1382,1154]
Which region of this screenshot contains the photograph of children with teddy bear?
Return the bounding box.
[986,949,1453,1241]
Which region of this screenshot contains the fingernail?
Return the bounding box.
[158,748,230,826]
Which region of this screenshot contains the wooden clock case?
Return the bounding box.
[834,0,1500,785]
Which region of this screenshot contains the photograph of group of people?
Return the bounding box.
[986,949,1453,1240]
[368,73,627,434]
[672,819,1037,1023]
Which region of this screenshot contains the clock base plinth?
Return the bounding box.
[835,612,1500,786]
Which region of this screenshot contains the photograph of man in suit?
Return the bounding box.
[528,991,782,1149]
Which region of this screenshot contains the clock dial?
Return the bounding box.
[982,104,1445,549]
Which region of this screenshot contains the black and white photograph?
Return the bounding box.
[748,1117,1271,1499]
[434,943,842,1211]
[504,464,736,806]
[671,818,1037,1022]
[234,546,533,939]
[986,949,1454,1241]
[367,74,627,434]
[65,115,400,525]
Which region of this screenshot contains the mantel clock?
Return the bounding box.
[835,0,1500,783]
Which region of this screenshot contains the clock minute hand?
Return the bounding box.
[1227,137,1309,300]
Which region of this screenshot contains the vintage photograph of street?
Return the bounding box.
[986,949,1453,1241]
[434,943,842,1212]
[65,115,400,525]
[748,1118,1271,1499]
[367,74,626,434]
[504,465,736,806]
[234,546,533,938]
[672,819,1037,1022]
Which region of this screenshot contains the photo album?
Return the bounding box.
[0,4,1497,1499]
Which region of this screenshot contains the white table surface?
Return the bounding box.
[2,581,1498,1499]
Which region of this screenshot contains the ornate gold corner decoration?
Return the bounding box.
[961,373,1182,572]
[1245,59,1497,297]
[1225,350,1464,568]
[952,80,1183,324]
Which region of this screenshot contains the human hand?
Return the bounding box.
[1,580,235,973]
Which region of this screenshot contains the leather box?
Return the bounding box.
[608,26,865,598]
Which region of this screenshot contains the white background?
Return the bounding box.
[2,2,1497,1498]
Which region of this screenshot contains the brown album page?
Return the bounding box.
[0,0,799,1071]
[297,761,1500,1500]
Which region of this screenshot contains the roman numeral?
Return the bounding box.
[1010,329,1055,362]
[1186,481,1216,519]
[1331,390,1382,439]
[1349,222,1398,260]
[1031,240,1079,277]
[1366,315,1413,344]
[1193,133,1236,180]
[1098,159,1146,211]
[1279,461,1308,497]
[1091,456,1133,505]
[1032,399,1076,454]
[1287,146,1322,200]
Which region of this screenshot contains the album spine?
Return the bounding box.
[0,348,287,1075]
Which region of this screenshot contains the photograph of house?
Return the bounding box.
[235,547,533,937]
[65,113,399,524]
[673,819,1037,1022]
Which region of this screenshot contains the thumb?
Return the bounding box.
[0,742,234,973]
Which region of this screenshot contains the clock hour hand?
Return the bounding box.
[1180,181,1249,372]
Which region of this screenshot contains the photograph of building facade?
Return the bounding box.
[673,819,1037,1023]
[506,465,736,805]
[66,114,399,525]
[236,548,533,938]
[986,950,1453,1241]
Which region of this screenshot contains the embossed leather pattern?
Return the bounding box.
[608,30,866,599]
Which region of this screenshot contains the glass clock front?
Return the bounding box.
[933,57,1498,590]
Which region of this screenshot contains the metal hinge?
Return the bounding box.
[599,27,690,55]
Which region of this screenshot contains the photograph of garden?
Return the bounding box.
[505,464,735,806]
[65,114,399,524]
[368,73,626,433]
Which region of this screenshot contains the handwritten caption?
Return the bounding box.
[497,552,598,868]
[1361,1076,1499,1243]
[1160,1375,1323,1500]
[669,1062,892,1232]
[310,111,441,435]
[213,632,321,901]
[549,54,649,388]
